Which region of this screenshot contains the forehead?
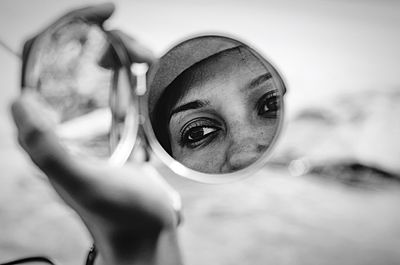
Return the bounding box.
[178,47,269,101]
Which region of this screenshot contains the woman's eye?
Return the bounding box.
[187,127,217,141]
[258,90,279,117]
[180,119,221,148]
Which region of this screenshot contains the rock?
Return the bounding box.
[272,88,400,176]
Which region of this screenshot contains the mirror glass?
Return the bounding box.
[147,36,285,175]
[23,19,137,162]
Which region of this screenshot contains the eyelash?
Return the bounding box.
[179,118,222,149]
[257,90,279,118]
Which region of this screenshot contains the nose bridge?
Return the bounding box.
[228,115,258,146]
[224,117,265,171]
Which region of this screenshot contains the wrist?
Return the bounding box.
[91,226,182,265]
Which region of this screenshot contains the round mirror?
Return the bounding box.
[22,18,138,165]
[145,35,286,181]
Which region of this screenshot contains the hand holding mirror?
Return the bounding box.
[21,8,286,183]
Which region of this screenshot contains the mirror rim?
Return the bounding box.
[21,16,140,166]
[142,33,287,183]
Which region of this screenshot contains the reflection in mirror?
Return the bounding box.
[23,19,132,161]
[148,36,285,174]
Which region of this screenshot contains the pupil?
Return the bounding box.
[189,127,205,140]
[267,97,278,111]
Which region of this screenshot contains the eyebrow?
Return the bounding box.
[248,72,272,90]
[170,100,209,117]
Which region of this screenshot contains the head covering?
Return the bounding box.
[147,35,240,120]
[146,35,287,155]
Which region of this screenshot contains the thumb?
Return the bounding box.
[98,30,156,69]
[11,90,71,172]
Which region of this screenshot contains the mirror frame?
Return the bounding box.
[142,34,287,183]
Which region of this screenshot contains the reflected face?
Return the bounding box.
[168,47,280,173]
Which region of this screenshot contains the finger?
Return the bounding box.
[98,30,156,68]
[113,30,156,65]
[11,92,113,223]
[11,91,69,170]
[112,30,156,64]
[97,40,121,69]
[63,2,115,25]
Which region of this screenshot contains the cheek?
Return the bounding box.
[255,119,279,147]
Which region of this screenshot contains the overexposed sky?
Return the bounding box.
[0,0,399,114]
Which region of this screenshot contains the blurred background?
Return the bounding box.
[0,0,399,265]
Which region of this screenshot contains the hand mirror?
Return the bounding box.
[22,18,286,183]
[21,17,139,166]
